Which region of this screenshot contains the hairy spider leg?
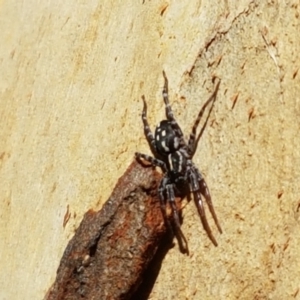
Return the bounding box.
[188,168,220,246]
[162,71,185,141]
[134,153,167,172]
[141,95,157,154]
[166,183,189,254]
[188,80,221,156]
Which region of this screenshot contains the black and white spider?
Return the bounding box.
[135,71,222,252]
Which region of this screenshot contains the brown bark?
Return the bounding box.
[46,161,167,300]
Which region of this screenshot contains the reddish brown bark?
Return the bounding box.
[46,161,167,300]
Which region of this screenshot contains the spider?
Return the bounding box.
[135,71,222,253]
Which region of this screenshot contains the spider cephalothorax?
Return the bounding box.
[135,71,222,253]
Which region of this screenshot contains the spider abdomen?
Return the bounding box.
[155,120,180,155]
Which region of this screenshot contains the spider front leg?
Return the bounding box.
[188,80,221,156]
[162,71,185,139]
[141,95,157,154]
[162,70,173,120]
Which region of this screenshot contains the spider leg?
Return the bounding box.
[199,177,222,234]
[135,153,167,172]
[162,71,185,140]
[188,80,220,157]
[141,95,157,153]
[166,183,189,254]
[188,167,221,246]
[162,70,173,120]
[193,190,218,246]
[158,177,173,232]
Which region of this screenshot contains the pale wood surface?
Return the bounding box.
[1,1,300,299]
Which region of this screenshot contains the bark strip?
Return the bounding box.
[46,161,167,300]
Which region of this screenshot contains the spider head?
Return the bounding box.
[155,120,180,156]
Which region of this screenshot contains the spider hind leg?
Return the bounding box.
[199,178,222,234]
[159,177,189,254]
[193,190,218,246]
[189,167,222,246]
